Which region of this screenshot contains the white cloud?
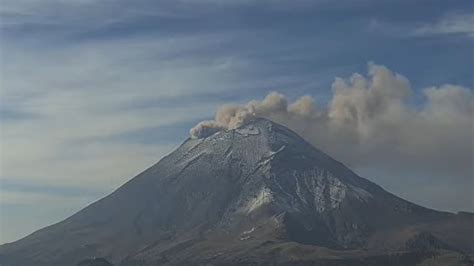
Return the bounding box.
[413,12,474,38]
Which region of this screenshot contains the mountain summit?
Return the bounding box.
[1,118,472,266]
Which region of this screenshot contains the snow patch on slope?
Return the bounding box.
[290,169,349,212]
[235,126,260,136]
[348,185,373,202]
[244,187,273,214]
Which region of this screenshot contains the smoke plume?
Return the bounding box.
[190,63,473,180]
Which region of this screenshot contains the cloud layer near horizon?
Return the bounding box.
[191,63,473,182]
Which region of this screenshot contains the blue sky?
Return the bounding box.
[0,0,473,244]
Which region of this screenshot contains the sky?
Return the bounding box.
[0,0,473,244]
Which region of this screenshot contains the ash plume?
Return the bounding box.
[189,120,226,139]
[191,63,473,180]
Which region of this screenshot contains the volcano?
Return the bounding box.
[1,118,472,266]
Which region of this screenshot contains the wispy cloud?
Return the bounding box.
[413,12,474,38]
[0,36,248,190]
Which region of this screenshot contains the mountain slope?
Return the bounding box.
[0,118,472,266]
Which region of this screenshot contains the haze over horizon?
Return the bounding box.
[0,0,473,244]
